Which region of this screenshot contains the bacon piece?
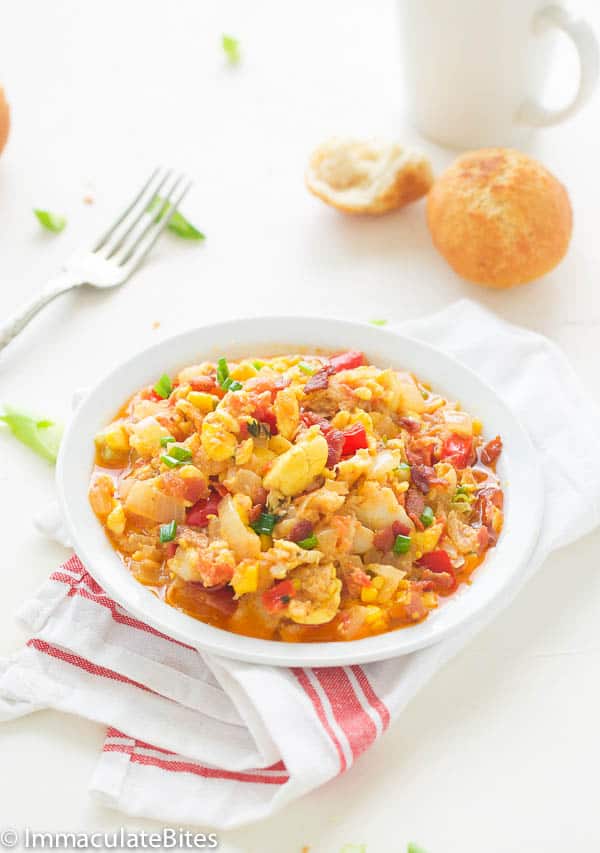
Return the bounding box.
[480,435,503,466]
[288,519,314,543]
[398,416,420,434]
[405,487,425,518]
[421,568,456,593]
[248,503,264,523]
[373,520,410,551]
[325,428,345,467]
[406,440,435,467]
[304,365,334,393]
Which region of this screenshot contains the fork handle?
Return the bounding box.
[0,274,81,352]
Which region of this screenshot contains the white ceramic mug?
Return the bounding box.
[397,0,599,149]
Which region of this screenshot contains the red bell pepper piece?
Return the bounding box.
[417,549,453,573]
[186,491,222,527]
[440,433,473,468]
[262,579,295,613]
[329,350,366,373]
[341,422,368,456]
[417,550,457,593]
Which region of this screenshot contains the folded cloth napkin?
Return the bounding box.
[2,299,600,829]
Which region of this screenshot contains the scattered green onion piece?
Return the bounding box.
[297,533,318,550]
[34,209,67,233]
[222,33,241,64]
[252,360,264,371]
[420,506,435,528]
[159,520,177,543]
[154,374,172,399]
[369,319,387,327]
[0,406,63,463]
[393,533,411,555]
[169,445,192,462]
[160,436,176,447]
[147,196,205,240]
[225,379,243,392]
[247,419,271,439]
[407,844,428,853]
[298,362,316,375]
[217,357,230,387]
[161,454,181,468]
[250,512,279,535]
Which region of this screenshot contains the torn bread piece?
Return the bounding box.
[306,138,433,215]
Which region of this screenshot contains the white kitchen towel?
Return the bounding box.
[1,299,600,829]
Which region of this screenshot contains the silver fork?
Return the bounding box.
[0,167,193,352]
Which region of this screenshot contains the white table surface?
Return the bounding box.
[1,2,599,851]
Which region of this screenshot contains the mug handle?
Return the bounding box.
[517,4,599,127]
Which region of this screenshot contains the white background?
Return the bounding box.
[1,1,600,851]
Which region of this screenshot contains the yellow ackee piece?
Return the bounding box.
[412,522,443,554]
[259,534,273,551]
[103,423,129,452]
[231,561,259,596]
[263,427,328,496]
[106,502,126,535]
[269,435,292,455]
[472,418,483,436]
[361,586,378,603]
[201,410,238,461]
[187,391,218,413]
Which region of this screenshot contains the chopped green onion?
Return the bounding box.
[147,196,205,240]
[393,533,411,554]
[0,406,63,463]
[369,319,387,326]
[224,379,243,392]
[407,844,428,853]
[160,436,176,447]
[217,357,230,387]
[252,360,264,371]
[159,520,177,543]
[298,362,316,375]
[34,209,67,233]
[161,454,181,468]
[420,506,434,528]
[297,533,318,550]
[154,374,172,399]
[250,512,279,535]
[222,34,241,64]
[169,445,192,462]
[247,419,271,439]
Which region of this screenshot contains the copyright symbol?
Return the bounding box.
[0,829,18,848]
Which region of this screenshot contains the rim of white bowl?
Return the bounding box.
[56,316,544,667]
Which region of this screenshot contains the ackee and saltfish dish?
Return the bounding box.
[89,349,503,642]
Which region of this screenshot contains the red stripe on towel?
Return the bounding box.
[350,665,390,731]
[313,668,378,761]
[292,668,347,773]
[27,638,157,695]
[105,741,288,784]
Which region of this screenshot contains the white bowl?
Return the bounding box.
[56,316,543,667]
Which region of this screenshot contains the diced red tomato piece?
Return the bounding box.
[262,579,295,613]
[329,350,366,372]
[186,492,222,527]
[417,549,453,573]
[341,423,368,456]
[417,550,457,592]
[440,433,473,468]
